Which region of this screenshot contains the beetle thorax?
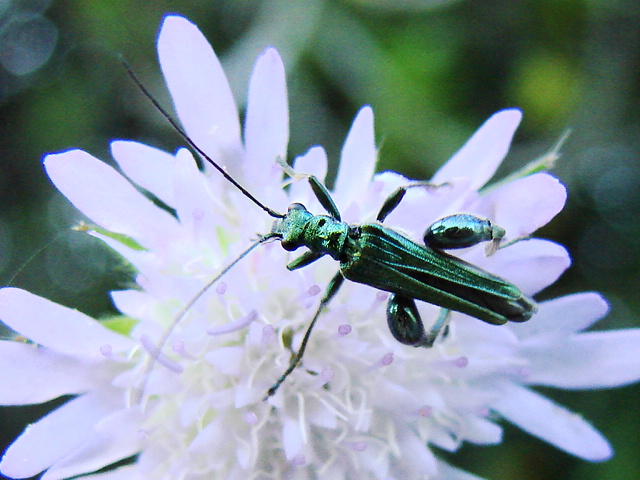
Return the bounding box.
[272,203,349,260]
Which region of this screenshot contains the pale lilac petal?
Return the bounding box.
[81,465,136,479]
[493,383,613,461]
[244,47,289,189]
[476,173,567,239]
[0,288,134,359]
[437,461,488,480]
[110,140,176,207]
[464,416,503,445]
[42,408,142,480]
[398,430,437,476]
[157,15,243,175]
[282,416,304,460]
[289,146,329,213]
[511,292,609,338]
[0,390,121,479]
[522,329,640,389]
[172,147,220,239]
[205,346,244,376]
[432,109,522,190]
[333,106,376,209]
[469,239,570,295]
[109,290,149,320]
[0,342,113,405]
[292,146,328,183]
[44,150,179,249]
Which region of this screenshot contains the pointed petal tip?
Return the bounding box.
[160,13,190,31]
[259,46,284,63]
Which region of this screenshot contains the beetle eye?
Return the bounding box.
[281,240,299,251]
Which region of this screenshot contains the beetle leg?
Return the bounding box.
[377,182,448,222]
[387,294,451,348]
[265,271,345,399]
[277,158,341,220]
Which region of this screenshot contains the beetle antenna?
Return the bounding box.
[133,234,279,407]
[122,60,284,219]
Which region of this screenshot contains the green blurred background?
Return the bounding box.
[0,0,639,479]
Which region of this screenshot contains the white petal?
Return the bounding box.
[244,47,289,189]
[0,341,113,405]
[432,109,522,190]
[0,288,133,359]
[333,106,377,210]
[110,140,176,207]
[157,15,243,176]
[44,150,179,250]
[493,382,613,461]
[523,329,640,388]
[511,292,609,338]
[42,408,142,480]
[0,390,121,479]
[476,173,567,239]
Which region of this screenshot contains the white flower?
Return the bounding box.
[2,14,640,480]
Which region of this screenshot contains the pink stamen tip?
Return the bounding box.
[476,407,490,417]
[99,344,112,357]
[380,352,394,366]
[452,356,468,368]
[418,405,432,417]
[243,411,258,425]
[261,325,276,345]
[308,285,321,296]
[375,291,389,302]
[338,324,352,336]
[215,282,227,295]
[321,366,334,382]
[172,340,194,359]
[350,441,367,452]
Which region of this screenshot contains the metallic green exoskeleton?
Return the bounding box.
[125,64,537,400]
[262,181,536,397]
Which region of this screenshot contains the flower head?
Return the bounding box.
[2,14,640,480]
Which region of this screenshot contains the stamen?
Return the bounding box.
[307,285,321,296]
[172,340,195,360]
[261,324,276,346]
[140,335,184,373]
[207,310,257,336]
[100,344,112,357]
[349,441,367,452]
[291,454,306,466]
